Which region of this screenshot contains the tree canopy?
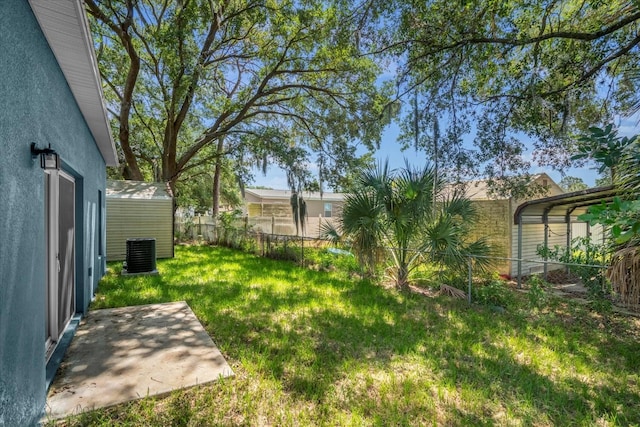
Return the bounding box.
[559,176,589,192]
[365,0,640,195]
[87,0,391,196]
[90,0,640,202]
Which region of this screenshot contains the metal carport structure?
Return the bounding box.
[513,185,617,287]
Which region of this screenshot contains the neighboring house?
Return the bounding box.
[244,189,345,236]
[106,180,174,261]
[0,2,118,425]
[242,176,599,276]
[458,173,567,276]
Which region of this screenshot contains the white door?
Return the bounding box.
[45,170,75,360]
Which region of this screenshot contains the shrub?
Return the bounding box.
[473,275,514,308]
[526,274,549,310]
[537,236,612,312]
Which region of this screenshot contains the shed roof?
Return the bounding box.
[245,188,345,202]
[513,185,617,224]
[107,180,173,200]
[28,0,118,166]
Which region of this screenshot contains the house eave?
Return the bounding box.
[244,189,345,202]
[28,0,118,167]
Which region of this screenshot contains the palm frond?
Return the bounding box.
[319,221,342,246]
[340,160,494,287]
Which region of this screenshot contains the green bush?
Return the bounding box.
[473,275,514,308]
[537,236,612,312]
[301,246,359,275]
[526,274,549,310]
[265,242,300,262]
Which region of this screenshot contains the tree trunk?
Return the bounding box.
[396,264,410,289]
[162,120,181,197]
[120,127,143,181]
[212,136,225,218]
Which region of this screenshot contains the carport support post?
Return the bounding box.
[517,219,523,289]
[566,209,573,274]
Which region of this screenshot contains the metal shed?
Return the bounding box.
[513,185,617,285]
[106,180,174,261]
[452,173,566,276]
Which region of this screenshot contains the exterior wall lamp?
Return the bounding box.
[31,142,60,170]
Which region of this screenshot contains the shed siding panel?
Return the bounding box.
[571,222,587,241]
[511,222,608,277]
[589,224,606,245]
[106,199,173,261]
[511,223,568,277]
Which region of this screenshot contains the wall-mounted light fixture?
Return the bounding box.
[31,142,60,170]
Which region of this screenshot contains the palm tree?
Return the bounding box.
[340,161,491,289]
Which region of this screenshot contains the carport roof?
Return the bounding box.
[514,185,617,225]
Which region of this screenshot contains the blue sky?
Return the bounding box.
[251,114,639,190]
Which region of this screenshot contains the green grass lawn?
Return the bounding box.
[53,245,640,426]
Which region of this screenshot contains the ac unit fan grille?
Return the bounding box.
[125,238,157,273]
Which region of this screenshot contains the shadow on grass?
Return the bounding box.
[94,245,640,425]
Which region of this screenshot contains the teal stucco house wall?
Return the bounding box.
[0,1,118,424]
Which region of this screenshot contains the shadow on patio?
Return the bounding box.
[44,301,233,420]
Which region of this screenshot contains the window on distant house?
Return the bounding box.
[324,202,332,218]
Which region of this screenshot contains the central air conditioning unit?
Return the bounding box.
[123,238,157,275]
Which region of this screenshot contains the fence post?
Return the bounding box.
[467,256,472,305]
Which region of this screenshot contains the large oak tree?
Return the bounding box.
[87,0,390,197]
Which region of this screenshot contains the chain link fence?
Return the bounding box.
[175,214,339,240]
[174,217,635,311]
[175,216,335,265]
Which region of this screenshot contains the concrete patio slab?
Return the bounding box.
[45,301,233,420]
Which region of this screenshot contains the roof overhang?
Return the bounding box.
[28,0,118,167]
[245,189,345,202]
[514,185,618,225]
